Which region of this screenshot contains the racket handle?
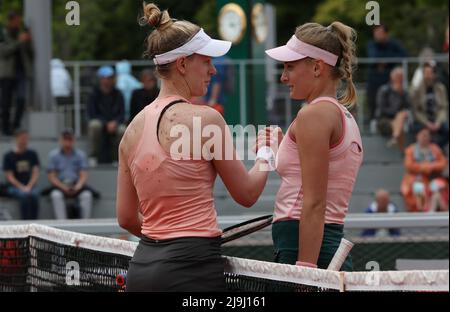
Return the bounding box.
[327,238,354,271]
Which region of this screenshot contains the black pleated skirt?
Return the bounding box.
[125,235,226,292]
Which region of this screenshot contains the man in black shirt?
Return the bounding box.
[366,24,407,123]
[2,129,40,219]
[0,11,34,136]
[87,66,126,164]
[128,69,159,123]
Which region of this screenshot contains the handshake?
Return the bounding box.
[252,126,283,172]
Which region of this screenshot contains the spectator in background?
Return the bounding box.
[2,129,40,220]
[0,11,34,136]
[410,47,435,90]
[375,67,410,151]
[366,24,407,125]
[128,69,159,123]
[436,23,449,99]
[361,189,401,237]
[50,58,72,100]
[115,60,142,121]
[410,62,449,150]
[50,58,73,126]
[87,66,126,165]
[401,127,448,212]
[47,129,93,219]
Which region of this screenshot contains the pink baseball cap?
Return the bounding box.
[265,35,339,66]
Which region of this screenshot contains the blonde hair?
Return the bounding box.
[295,22,358,107]
[140,2,200,78]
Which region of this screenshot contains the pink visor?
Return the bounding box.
[265,35,339,66]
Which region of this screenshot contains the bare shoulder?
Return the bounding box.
[161,103,226,133]
[158,103,227,155]
[297,101,339,125]
[119,110,146,156]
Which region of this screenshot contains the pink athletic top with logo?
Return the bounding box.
[274,97,364,224]
[127,96,222,239]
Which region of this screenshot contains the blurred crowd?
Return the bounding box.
[365,24,449,218]
[0,11,449,221]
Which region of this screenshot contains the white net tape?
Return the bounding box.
[0,224,448,292]
[224,256,343,290]
[344,270,449,291]
[0,223,137,256]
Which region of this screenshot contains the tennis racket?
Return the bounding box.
[220,214,273,245]
[327,238,354,271]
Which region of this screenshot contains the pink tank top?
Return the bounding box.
[127,96,222,239]
[274,97,363,224]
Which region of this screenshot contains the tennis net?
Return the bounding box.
[0,224,448,292]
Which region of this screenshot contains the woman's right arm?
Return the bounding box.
[116,116,143,237]
[206,110,278,207]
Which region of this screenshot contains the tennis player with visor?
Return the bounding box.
[116,3,282,292]
[260,21,364,270]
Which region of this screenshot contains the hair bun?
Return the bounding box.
[142,2,172,30]
[143,3,162,27]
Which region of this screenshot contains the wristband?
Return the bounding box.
[295,261,318,268]
[255,146,276,171]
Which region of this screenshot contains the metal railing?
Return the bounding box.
[57,55,449,137]
[0,212,447,236]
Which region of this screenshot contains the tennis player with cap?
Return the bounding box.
[116,3,281,292]
[261,22,364,270]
